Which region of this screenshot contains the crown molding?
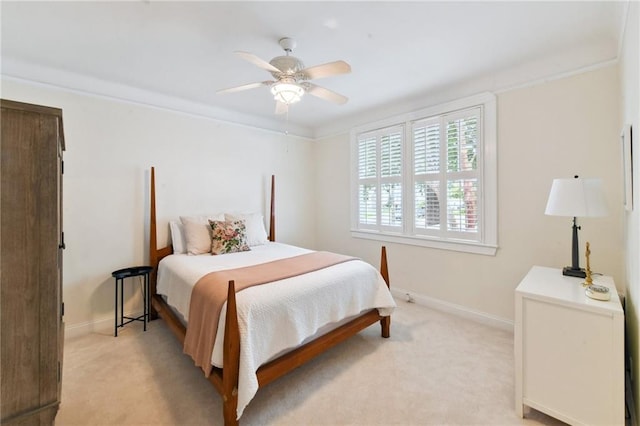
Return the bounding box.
[1,57,315,140]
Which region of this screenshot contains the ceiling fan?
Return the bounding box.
[217,37,351,114]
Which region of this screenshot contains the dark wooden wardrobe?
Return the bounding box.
[1,99,65,425]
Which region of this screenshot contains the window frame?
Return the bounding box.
[350,92,497,256]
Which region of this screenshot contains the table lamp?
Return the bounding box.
[545,176,608,278]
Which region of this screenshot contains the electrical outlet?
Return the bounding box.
[406,293,415,303]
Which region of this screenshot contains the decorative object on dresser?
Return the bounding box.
[1,99,65,425]
[585,284,611,301]
[581,241,610,300]
[582,241,594,286]
[514,266,624,425]
[544,175,608,278]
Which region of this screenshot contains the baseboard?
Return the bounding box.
[66,290,514,339]
[65,310,144,340]
[390,287,514,332]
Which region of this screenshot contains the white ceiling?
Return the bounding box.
[0,1,627,138]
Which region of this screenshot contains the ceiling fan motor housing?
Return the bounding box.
[269,56,305,79]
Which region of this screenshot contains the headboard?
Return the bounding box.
[148,167,276,303]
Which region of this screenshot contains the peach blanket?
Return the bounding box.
[183,251,356,375]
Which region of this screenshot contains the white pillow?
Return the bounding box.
[225,212,268,246]
[179,214,224,225]
[181,220,211,255]
[169,221,186,254]
[180,214,224,255]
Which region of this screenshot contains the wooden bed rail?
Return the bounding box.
[147,167,390,426]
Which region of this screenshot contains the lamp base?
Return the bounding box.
[562,266,586,278]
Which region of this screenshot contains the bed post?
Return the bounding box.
[268,175,275,242]
[380,246,391,338]
[222,280,240,426]
[149,167,159,319]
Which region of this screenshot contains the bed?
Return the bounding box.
[148,167,396,425]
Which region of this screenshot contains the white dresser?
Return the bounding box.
[514,266,624,425]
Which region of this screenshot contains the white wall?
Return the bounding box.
[0,55,628,340]
[1,78,317,336]
[315,65,623,323]
[619,1,640,419]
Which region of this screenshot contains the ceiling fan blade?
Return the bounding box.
[304,83,348,105]
[275,101,288,115]
[235,51,282,74]
[217,81,273,94]
[300,60,351,80]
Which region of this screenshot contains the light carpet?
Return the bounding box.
[57,300,564,425]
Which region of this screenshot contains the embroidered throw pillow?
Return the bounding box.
[208,219,250,255]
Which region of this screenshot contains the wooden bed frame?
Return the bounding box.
[148,167,391,425]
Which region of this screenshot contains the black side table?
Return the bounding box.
[111,266,153,337]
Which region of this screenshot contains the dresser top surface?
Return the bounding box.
[516,266,623,315]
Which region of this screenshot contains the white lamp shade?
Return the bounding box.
[270,83,304,105]
[545,177,608,217]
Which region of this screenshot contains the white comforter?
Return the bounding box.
[156,242,396,419]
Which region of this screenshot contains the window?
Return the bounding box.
[351,93,497,255]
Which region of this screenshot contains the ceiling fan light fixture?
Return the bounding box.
[271,82,304,105]
[222,38,350,111]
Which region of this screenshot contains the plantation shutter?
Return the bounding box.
[358,135,377,226]
[356,126,403,229]
[444,109,480,238]
[413,118,441,231]
[412,107,481,240]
